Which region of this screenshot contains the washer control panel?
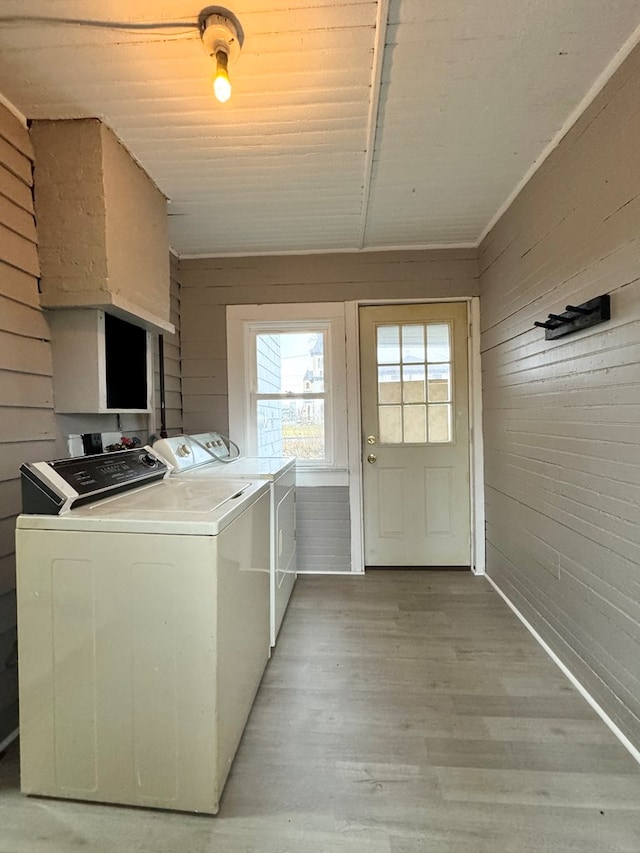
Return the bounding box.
[20,447,171,514]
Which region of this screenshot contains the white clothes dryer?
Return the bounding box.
[152,433,296,647]
[16,448,271,815]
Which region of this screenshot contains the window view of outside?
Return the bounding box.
[255,331,326,460]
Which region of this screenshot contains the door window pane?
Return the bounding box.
[403,365,425,403]
[404,405,427,442]
[375,319,454,445]
[379,405,402,443]
[426,324,450,363]
[401,325,425,363]
[378,365,401,404]
[428,404,451,442]
[377,326,400,364]
[427,364,451,402]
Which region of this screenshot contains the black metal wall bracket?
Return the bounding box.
[533,294,610,340]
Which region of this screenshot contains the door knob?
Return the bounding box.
[367,453,377,464]
[366,435,376,445]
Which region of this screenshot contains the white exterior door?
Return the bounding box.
[359,303,471,566]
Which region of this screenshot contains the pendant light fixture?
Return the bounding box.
[199,7,244,103]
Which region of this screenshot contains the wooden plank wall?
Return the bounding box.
[153,254,182,437]
[177,249,479,434]
[0,103,56,743]
[296,487,352,573]
[479,45,640,750]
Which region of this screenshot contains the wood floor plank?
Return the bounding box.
[385,802,640,852]
[424,737,639,774]
[483,715,626,745]
[436,766,640,808]
[449,693,597,719]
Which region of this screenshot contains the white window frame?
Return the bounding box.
[227,303,348,486]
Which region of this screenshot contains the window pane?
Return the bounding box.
[428,404,451,442]
[404,405,427,442]
[379,405,402,443]
[377,326,400,364]
[401,325,425,363]
[426,323,451,363]
[256,332,324,394]
[256,333,283,394]
[257,398,325,460]
[379,365,401,403]
[403,365,425,403]
[427,364,451,402]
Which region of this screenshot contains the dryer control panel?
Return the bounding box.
[152,435,214,471]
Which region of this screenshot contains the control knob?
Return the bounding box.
[177,444,192,458]
[139,452,159,468]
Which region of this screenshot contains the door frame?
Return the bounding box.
[345,297,485,575]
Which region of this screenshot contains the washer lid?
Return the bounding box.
[17,477,269,535]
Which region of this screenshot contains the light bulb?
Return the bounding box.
[214,49,231,103]
[214,73,231,103]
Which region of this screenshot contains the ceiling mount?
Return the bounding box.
[198,6,244,64]
[198,6,244,102]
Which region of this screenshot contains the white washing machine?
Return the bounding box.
[152,433,297,647]
[16,447,271,815]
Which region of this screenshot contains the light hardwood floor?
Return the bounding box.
[1,570,640,852]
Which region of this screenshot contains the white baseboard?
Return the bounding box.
[485,574,640,766]
[0,727,19,753]
[296,570,362,576]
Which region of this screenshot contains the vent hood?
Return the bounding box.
[31,118,173,334]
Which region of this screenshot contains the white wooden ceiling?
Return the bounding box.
[0,1,639,256]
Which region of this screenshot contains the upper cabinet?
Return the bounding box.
[48,308,152,414]
[31,118,173,335]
